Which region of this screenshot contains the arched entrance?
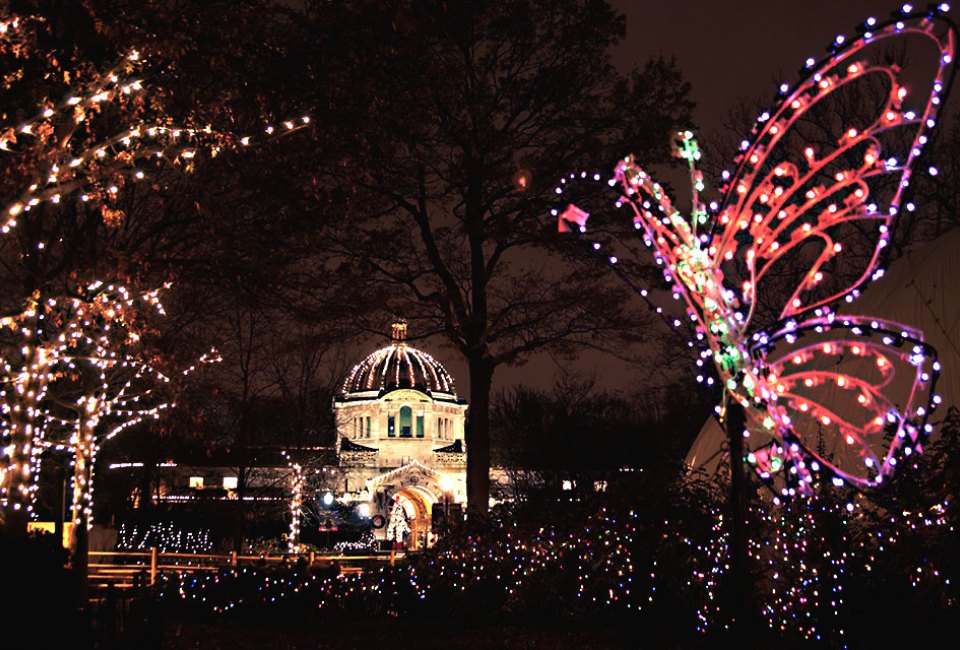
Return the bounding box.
[391,486,436,550]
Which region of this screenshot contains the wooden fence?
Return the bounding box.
[87,548,402,589]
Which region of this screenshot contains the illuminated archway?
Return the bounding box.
[392,485,437,550]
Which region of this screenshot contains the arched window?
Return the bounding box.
[388,415,396,437]
[400,406,413,437]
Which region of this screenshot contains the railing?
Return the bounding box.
[87,548,403,589]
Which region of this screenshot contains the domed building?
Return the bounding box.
[334,321,467,549]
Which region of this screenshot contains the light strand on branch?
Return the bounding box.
[0,10,311,235]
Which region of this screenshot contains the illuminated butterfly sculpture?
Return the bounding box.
[559,5,955,496]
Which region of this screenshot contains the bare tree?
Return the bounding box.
[302,0,694,516]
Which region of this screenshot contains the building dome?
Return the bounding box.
[339,321,460,402]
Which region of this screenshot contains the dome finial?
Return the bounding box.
[390,319,408,343]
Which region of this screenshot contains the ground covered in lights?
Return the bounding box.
[142,483,960,649]
[149,507,701,648]
[162,619,634,649]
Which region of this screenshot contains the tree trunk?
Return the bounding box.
[465,356,494,519]
[139,460,154,512]
[1,341,43,537]
[70,415,95,606]
[235,466,247,553]
[74,505,89,605]
[726,399,753,642]
[71,378,103,606]
[54,459,66,546]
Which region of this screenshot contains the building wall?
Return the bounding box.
[334,388,468,545]
[333,388,467,472]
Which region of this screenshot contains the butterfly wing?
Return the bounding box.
[556,156,715,334]
[713,11,956,329]
[745,316,939,490]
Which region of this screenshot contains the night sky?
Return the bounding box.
[612,1,896,139]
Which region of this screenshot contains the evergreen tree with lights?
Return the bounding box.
[386,499,410,545]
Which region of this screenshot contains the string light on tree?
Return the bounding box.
[0,11,311,238]
[0,6,297,528]
[287,460,304,554]
[0,282,218,537]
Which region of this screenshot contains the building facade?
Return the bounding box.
[333,321,468,549]
[106,321,468,551]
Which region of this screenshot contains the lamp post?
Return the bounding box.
[320,491,335,550]
[438,474,454,535]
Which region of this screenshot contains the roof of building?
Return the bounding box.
[338,321,462,403]
[107,444,338,469]
[340,437,378,452]
[433,439,464,454]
